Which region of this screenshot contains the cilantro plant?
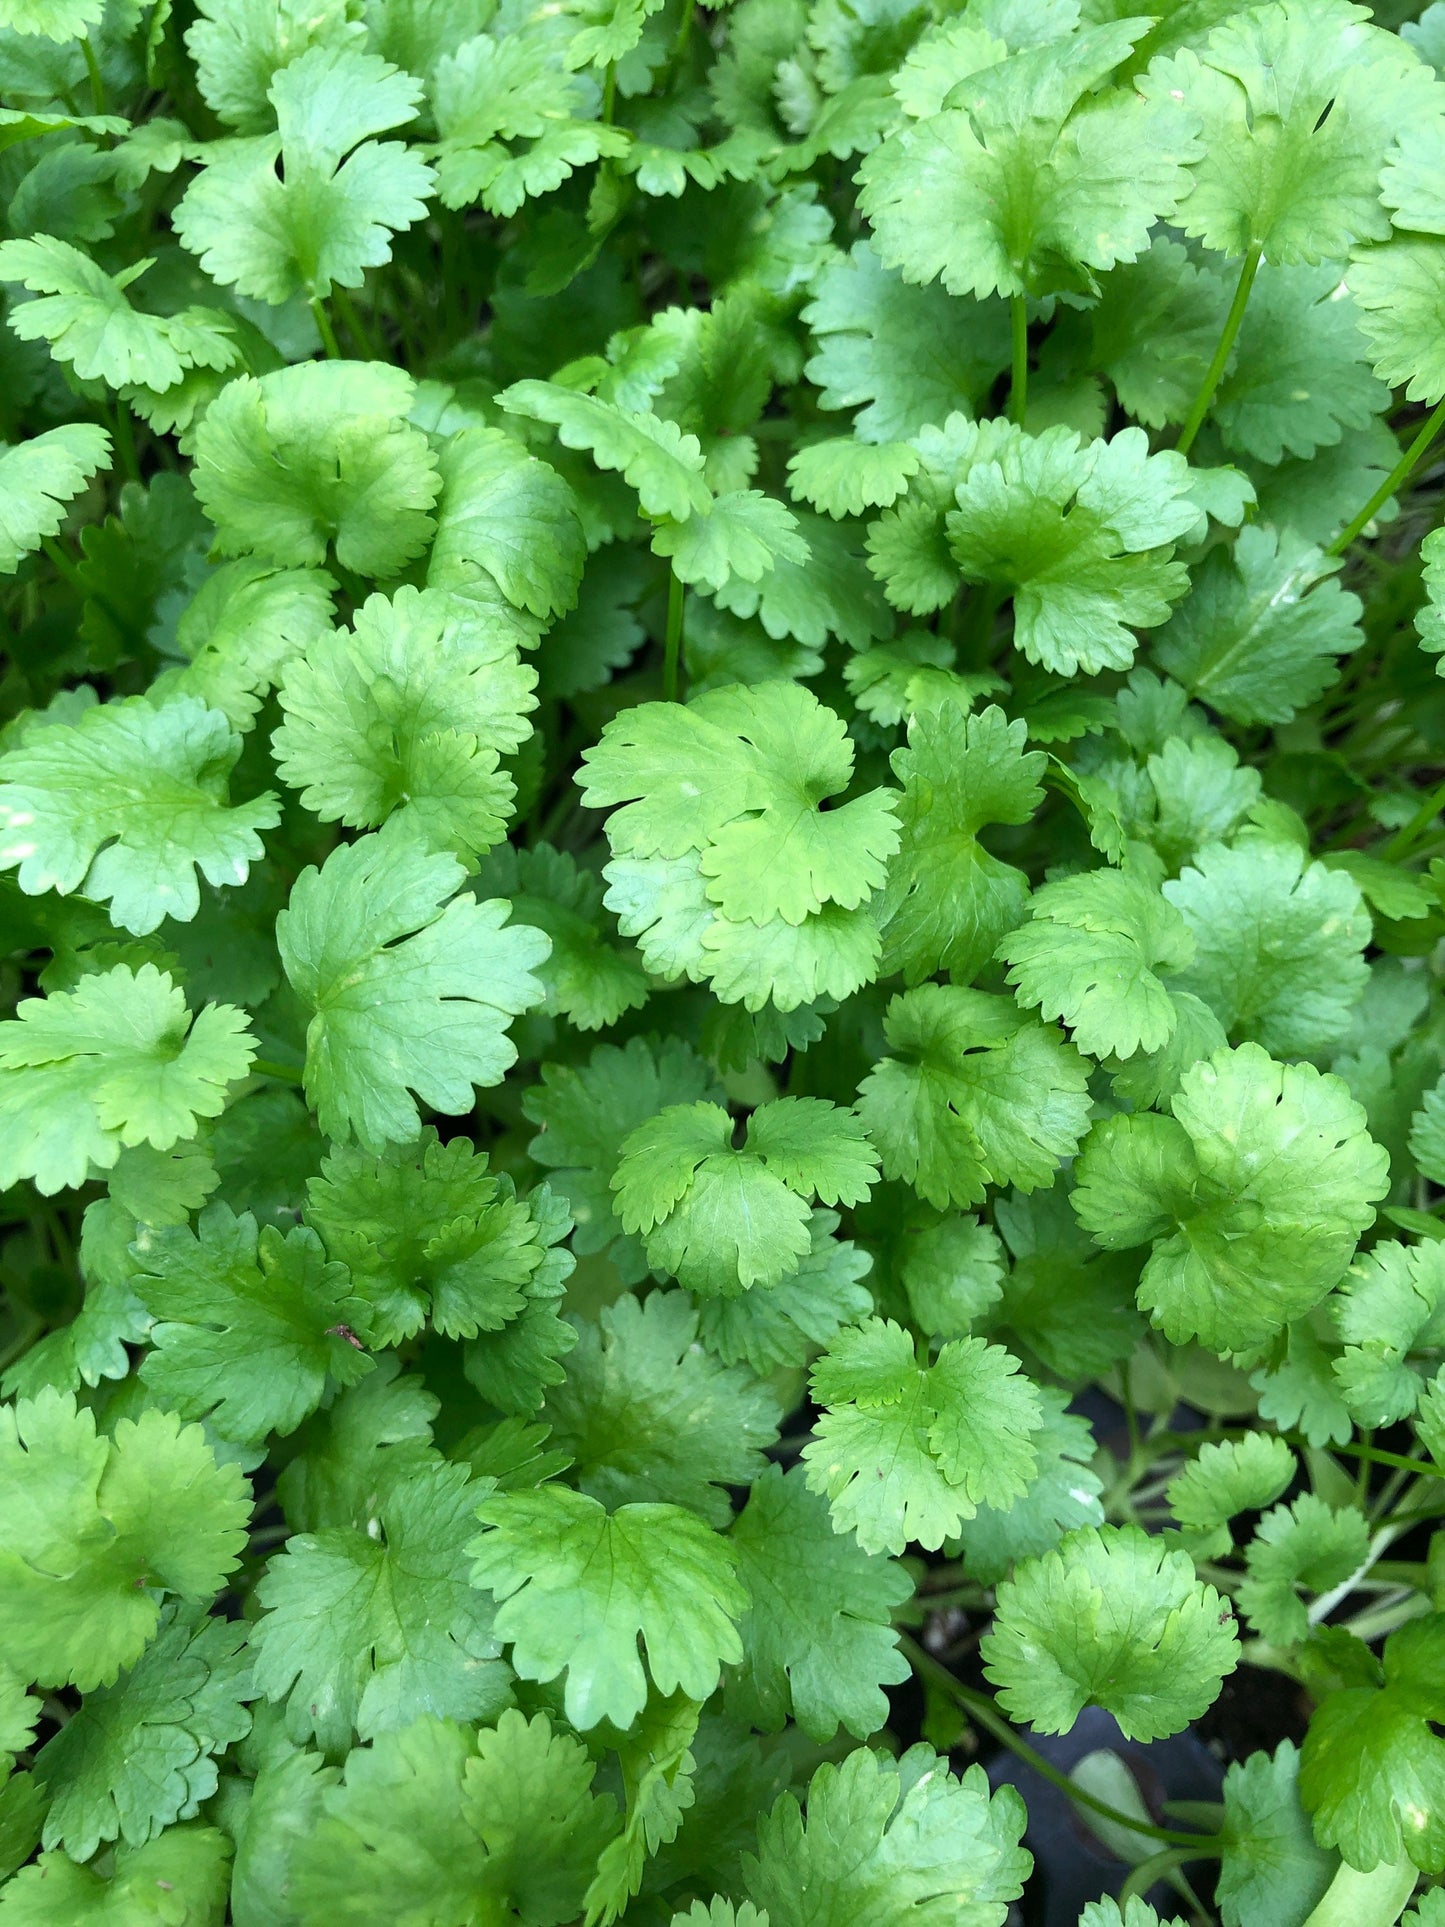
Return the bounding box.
[7,0,1445,1923]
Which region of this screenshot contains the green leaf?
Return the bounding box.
[697,1208,875,1373]
[33,1607,249,1861]
[500,380,712,522]
[1237,1495,1370,1646]
[1073,1043,1388,1352]
[0,1826,232,1925]
[1142,0,1437,263]
[0,425,111,574]
[0,236,235,391]
[541,1290,778,1524]
[727,1463,910,1742]
[1300,1613,1445,1873]
[304,1129,554,1348]
[858,984,1092,1210]
[584,1688,699,1927]
[802,239,1011,441]
[1333,1239,1445,1426]
[469,1484,747,1731]
[273,584,526,861]
[428,424,585,621]
[858,23,1199,299]
[252,1458,507,1752]
[174,46,433,303]
[951,1385,1106,1585]
[998,866,1194,1060]
[277,818,549,1151]
[787,439,921,519]
[879,702,1044,985]
[1166,1434,1296,1537]
[1163,839,1370,1057]
[472,842,649,1033]
[0,1390,249,1691]
[745,1744,1030,1927]
[192,361,441,578]
[612,1096,878,1296]
[981,1523,1240,1740]
[1216,1740,1336,1927]
[653,490,808,594]
[0,965,253,1196]
[1152,524,1363,727]
[286,1710,616,1927]
[133,1203,373,1444]
[0,695,279,936]
[802,1316,1042,1554]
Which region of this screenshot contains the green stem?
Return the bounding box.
[1301,1854,1419,1927]
[1328,1439,1443,1483]
[662,567,685,702]
[250,1057,305,1087]
[81,31,106,114]
[1118,1847,1217,1911]
[331,285,380,360]
[1379,773,1445,862]
[1328,393,1445,557]
[1176,241,1263,457]
[672,0,697,60]
[899,1637,1219,1850]
[112,400,139,483]
[602,62,617,124]
[309,296,342,360]
[40,535,86,595]
[1008,294,1028,425]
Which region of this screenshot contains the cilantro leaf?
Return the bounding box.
[1333,1239,1445,1427]
[0,965,253,1196]
[727,1463,910,1742]
[287,1709,616,1926]
[802,1316,1042,1554]
[276,818,549,1151]
[1216,1740,1336,1927]
[0,694,279,936]
[952,1385,1106,1584]
[1166,1434,1297,1541]
[0,236,234,392]
[473,843,650,1032]
[252,1458,508,1751]
[192,361,441,578]
[469,1484,747,1731]
[428,424,586,622]
[802,239,1011,441]
[133,1203,373,1445]
[1152,524,1363,727]
[523,1034,721,1272]
[1237,1494,1371,1646]
[0,424,111,573]
[1300,1613,1445,1873]
[612,1096,879,1296]
[745,1744,1030,1927]
[858,984,1092,1210]
[539,1292,769,1522]
[501,380,712,522]
[0,1826,232,1924]
[1073,1043,1388,1352]
[653,490,809,594]
[174,46,434,304]
[1142,0,1437,263]
[982,1523,1240,1740]
[304,1129,554,1347]
[858,23,1199,300]
[879,702,1044,985]
[272,584,524,861]
[999,866,1194,1059]
[0,1390,249,1690]
[698,1208,875,1374]
[33,1607,250,1861]
[1163,839,1370,1057]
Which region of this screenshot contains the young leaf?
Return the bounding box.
[0,424,111,573]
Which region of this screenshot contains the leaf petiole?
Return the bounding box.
[1008,294,1028,425]
[1328,392,1445,556]
[662,566,685,701]
[1176,240,1263,457]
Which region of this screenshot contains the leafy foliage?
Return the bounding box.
[2,0,1443,1915]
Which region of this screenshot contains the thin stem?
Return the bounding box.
[1328,393,1445,557]
[81,31,106,114]
[331,285,380,360]
[602,62,617,124]
[672,0,697,60]
[899,1637,1219,1850]
[112,400,139,483]
[1008,294,1028,425]
[40,535,87,596]
[1176,241,1262,457]
[662,567,685,702]
[1380,773,1445,862]
[1119,1847,1219,1912]
[250,1057,305,1087]
[1328,1439,1443,1483]
[309,296,342,360]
